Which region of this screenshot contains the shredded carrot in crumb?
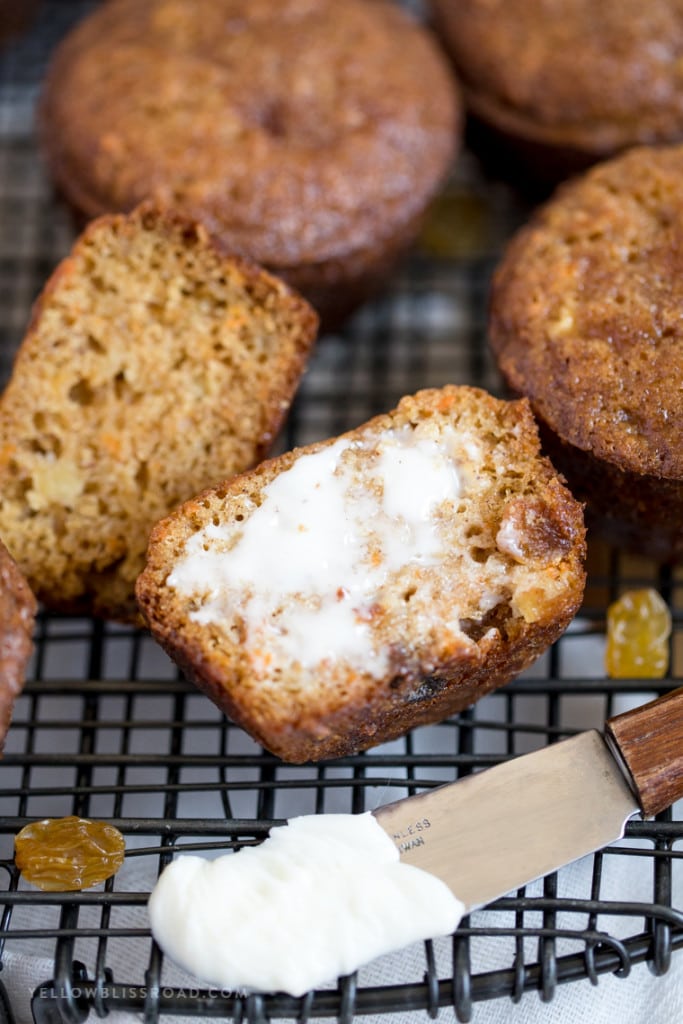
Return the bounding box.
[249,648,273,672]
[370,551,382,567]
[224,311,249,331]
[0,442,17,466]
[99,433,123,459]
[435,392,456,413]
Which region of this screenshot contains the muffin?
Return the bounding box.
[0,540,36,752]
[489,145,683,561]
[0,202,318,621]
[39,0,461,328]
[136,386,586,763]
[429,0,683,185]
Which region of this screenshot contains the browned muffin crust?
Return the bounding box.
[489,145,683,559]
[0,202,318,621]
[137,386,586,763]
[0,540,36,752]
[430,0,683,182]
[39,0,461,326]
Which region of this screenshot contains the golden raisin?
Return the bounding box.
[605,588,672,679]
[418,190,490,260]
[15,816,125,891]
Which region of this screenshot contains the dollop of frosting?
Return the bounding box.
[148,811,464,996]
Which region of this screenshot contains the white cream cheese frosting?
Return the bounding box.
[166,426,465,676]
[147,811,464,996]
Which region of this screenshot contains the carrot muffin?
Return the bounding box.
[489,145,683,561]
[137,386,586,763]
[39,0,461,328]
[0,540,36,753]
[0,202,317,622]
[429,0,683,184]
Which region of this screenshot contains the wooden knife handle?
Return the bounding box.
[605,687,683,818]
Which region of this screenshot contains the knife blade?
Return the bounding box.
[373,686,683,913]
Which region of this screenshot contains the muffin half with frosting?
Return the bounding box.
[137,385,586,762]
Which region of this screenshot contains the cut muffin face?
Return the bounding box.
[137,386,586,762]
[489,144,683,560]
[0,540,36,753]
[0,202,318,621]
[39,0,461,325]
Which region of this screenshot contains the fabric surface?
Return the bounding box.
[3,842,682,1022]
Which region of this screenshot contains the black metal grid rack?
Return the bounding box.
[0,3,682,1023]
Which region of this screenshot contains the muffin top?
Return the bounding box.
[430,0,683,154]
[489,145,683,481]
[40,0,459,268]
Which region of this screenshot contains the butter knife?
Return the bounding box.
[374,687,683,912]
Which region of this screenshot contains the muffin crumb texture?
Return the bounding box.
[0,540,36,751]
[137,385,586,762]
[0,203,318,620]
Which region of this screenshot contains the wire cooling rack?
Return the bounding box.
[0,3,682,1023]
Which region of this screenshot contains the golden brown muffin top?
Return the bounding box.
[489,145,683,481]
[40,0,459,268]
[430,0,683,153]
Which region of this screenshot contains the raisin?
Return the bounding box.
[14,816,125,891]
[605,588,671,679]
[418,190,489,260]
